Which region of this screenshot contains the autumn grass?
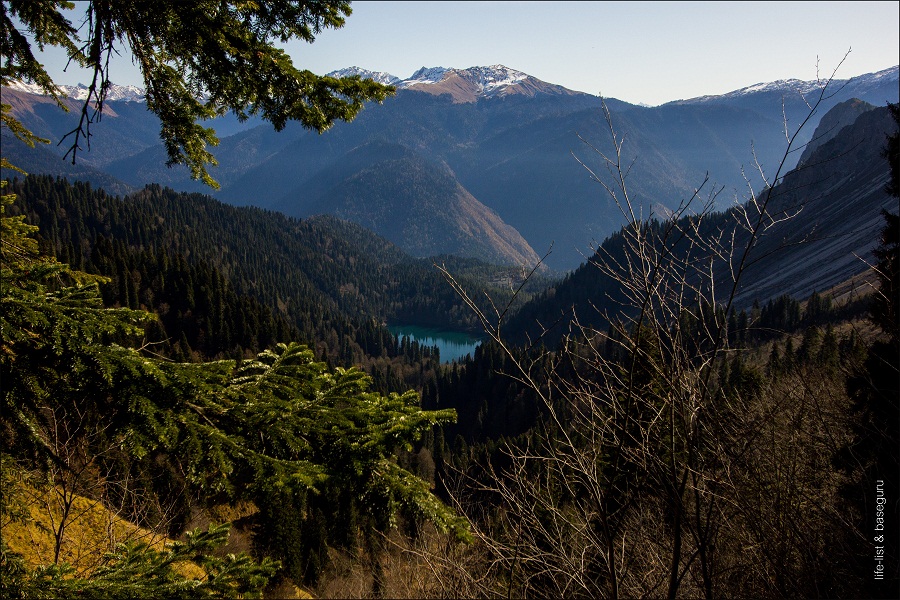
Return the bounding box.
[2,473,201,580]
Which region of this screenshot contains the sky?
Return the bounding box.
[35,1,900,106]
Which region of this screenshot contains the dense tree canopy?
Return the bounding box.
[0,178,468,594]
[1,0,394,187]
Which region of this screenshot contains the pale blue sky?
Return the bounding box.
[37,1,899,106]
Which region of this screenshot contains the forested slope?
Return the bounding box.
[7,176,542,366]
[0,186,466,597]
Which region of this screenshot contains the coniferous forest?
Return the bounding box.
[2,2,899,599]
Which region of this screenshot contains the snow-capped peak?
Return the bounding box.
[675,78,825,104]
[849,65,899,85]
[386,64,581,102]
[728,78,827,98]
[326,67,401,86]
[100,84,145,102]
[398,65,530,91]
[460,65,529,92]
[671,65,898,105]
[6,79,145,102]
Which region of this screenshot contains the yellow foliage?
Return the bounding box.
[1,477,204,580]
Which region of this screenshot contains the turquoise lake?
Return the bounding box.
[387,325,483,364]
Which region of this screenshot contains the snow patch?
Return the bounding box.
[7,80,52,96]
[463,65,529,94]
[402,66,450,85]
[102,84,145,102]
[850,65,898,84]
[396,65,535,97]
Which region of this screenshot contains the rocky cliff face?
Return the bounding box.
[734,104,896,305]
[797,98,878,165]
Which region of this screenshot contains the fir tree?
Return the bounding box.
[1,174,468,594]
[1,1,394,188]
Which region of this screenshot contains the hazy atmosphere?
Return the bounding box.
[37,1,900,105]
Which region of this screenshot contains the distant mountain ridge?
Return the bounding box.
[6,63,584,106]
[328,64,586,103]
[670,66,898,105]
[9,64,897,107]
[3,64,898,270]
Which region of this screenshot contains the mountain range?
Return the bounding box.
[3,64,898,271]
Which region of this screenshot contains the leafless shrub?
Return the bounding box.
[436,56,856,599]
